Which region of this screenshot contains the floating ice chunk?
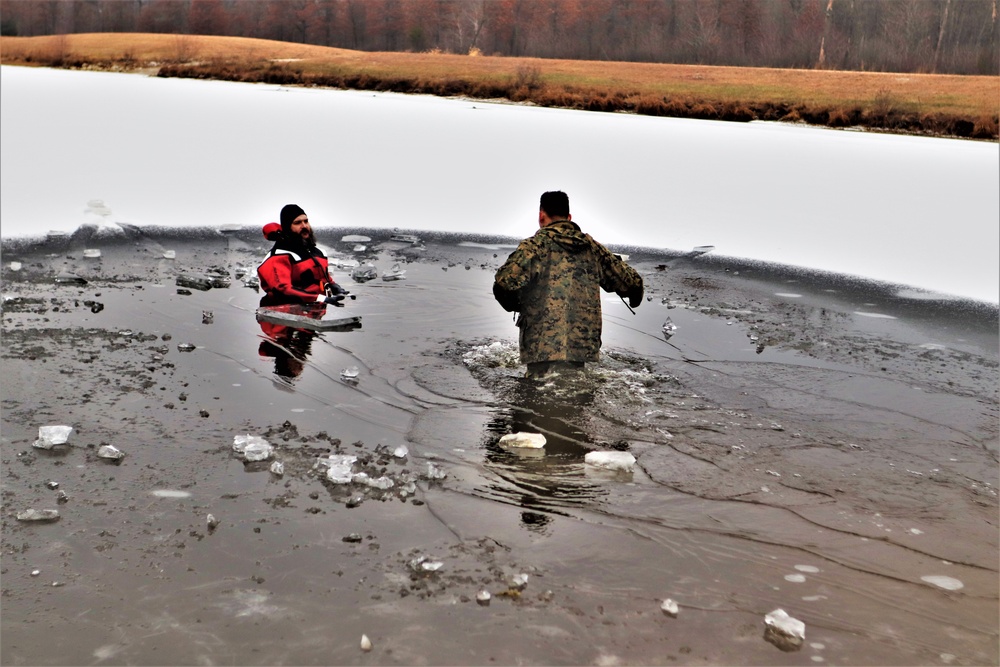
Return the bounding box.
[175,274,214,291]
[382,263,406,281]
[360,635,373,652]
[33,425,73,449]
[764,609,805,650]
[341,235,371,243]
[351,263,377,282]
[477,590,491,605]
[660,599,679,617]
[426,463,447,480]
[9,261,21,271]
[318,454,357,484]
[340,366,360,380]
[233,434,267,454]
[354,473,394,490]
[207,514,219,530]
[499,432,547,449]
[584,451,636,472]
[352,244,367,253]
[854,311,897,320]
[510,573,529,590]
[421,560,443,572]
[774,292,801,298]
[97,445,125,460]
[921,575,963,591]
[162,250,176,259]
[177,342,196,352]
[269,461,284,476]
[83,248,102,259]
[232,434,272,462]
[150,489,191,498]
[661,317,677,341]
[784,574,806,583]
[16,509,60,522]
[55,271,87,285]
[393,445,409,458]
[794,565,820,573]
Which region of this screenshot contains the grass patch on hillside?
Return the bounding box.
[2,33,996,140]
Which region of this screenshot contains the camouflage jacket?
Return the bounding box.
[493,220,644,365]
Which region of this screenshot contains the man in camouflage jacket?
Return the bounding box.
[493,191,644,378]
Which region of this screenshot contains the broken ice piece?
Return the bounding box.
[764,608,805,650]
[241,441,273,462]
[175,274,214,291]
[498,432,547,449]
[584,450,636,472]
[660,598,679,617]
[425,462,447,480]
[233,434,268,454]
[382,263,406,281]
[393,445,409,458]
[351,263,377,282]
[55,272,87,285]
[16,509,60,522]
[360,634,373,652]
[340,366,360,380]
[177,343,196,352]
[510,573,529,590]
[162,250,176,259]
[33,425,73,449]
[206,514,219,530]
[269,461,284,476]
[476,590,491,606]
[83,248,101,259]
[662,317,677,339]
[97,445,125,460]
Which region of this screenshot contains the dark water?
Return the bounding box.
[1,226,997,665]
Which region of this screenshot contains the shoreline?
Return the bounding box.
[2,33,997,141]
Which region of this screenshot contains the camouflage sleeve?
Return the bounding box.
[591,237,644,304]
[493,239,536,312]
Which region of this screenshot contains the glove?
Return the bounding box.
[316,294,345,306]
[327,282,350,296]
[626,286,643,309]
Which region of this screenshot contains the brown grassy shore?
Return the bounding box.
[3,32,997,140]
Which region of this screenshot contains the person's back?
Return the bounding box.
[494,191,643,377]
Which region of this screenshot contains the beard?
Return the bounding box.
[286,230,316,249]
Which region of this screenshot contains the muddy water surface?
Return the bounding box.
[1,228,996,665]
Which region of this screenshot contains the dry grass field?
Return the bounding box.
[3,33,997,139]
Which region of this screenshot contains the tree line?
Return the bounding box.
[2,0,996,75]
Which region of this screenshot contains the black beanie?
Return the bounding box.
[280,204,306,232]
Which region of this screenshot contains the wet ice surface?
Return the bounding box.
[3,65,998,303]
[0,228,997,665]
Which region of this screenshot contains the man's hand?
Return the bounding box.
[328,283,350,296]
[316,294,345,307]
[627,286,643,309]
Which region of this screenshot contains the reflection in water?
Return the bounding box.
[258,322,317,384]
[256,297,361,384]
[483,373,618,530]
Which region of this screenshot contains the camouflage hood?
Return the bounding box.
[536,220,590,252]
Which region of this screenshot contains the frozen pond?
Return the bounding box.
[1,64,998,665]
[1,65,997,304]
